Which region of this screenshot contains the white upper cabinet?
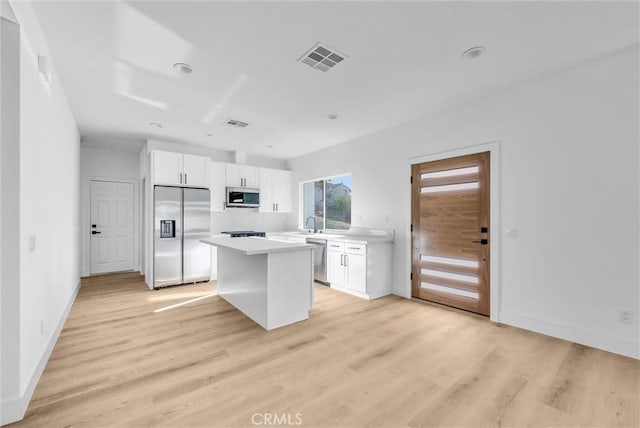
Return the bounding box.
[153,151,183,186]
[210,161,227,212]
[272,169,292,213]
[259,168,273,213]
[152,150,209,187]
[259,168,292,213]
[226,164,259,188]
[182,154,209,187]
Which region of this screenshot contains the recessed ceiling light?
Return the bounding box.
[173,62,193,74]
[206,133,213,137]
[461,46,485,60]
[328,113,339,120]
[149,122,163,128]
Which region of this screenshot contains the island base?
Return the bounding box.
[217,247,313,330]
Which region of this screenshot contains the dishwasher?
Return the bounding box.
[306,238,328,284]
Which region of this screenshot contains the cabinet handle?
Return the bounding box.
[276,203,279,211]
[179,173,183,184]
[340,254,344,266]
[185,173,188,184]
[344,255,348,267]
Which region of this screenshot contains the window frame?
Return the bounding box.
[298,172,352,231]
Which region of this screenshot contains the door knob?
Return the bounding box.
[91,231,102,235]
[473,239,488,245]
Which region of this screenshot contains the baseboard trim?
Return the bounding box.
[0,279,81,425]
[499,309,639,360]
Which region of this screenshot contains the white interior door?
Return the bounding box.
[90,180,135,274]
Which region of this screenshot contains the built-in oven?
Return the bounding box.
[226,187,260,208]
[306,238,328,285]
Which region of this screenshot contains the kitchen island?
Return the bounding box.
[200,236,314,330]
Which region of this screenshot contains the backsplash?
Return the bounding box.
[211,210,292,233]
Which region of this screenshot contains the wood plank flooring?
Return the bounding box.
[10,272,639,427]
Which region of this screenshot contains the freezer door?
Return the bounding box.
[183,188,211,283]
[154,186,182,287]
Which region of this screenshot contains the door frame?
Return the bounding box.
[407,141,501,322]
[83,177,139,276]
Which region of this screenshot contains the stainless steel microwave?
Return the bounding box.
[226,187,260,208]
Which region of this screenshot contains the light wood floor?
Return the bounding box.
[10,272,639,427]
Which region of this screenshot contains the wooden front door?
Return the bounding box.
[411,152,490,316]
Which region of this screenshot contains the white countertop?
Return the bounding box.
[201,236,313,255]
[267,231,394,245]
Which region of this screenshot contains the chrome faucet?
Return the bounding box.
[305,216,317,233]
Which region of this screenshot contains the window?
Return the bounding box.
[301,174,352,230]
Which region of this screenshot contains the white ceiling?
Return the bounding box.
[31,1,638,159]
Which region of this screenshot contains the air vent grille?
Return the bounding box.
[224,119,249,128]
[298,42,346,72]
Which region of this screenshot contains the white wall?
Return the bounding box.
[79,145,140,276]
[1,0,81,424]
[289,47,639,358]
[1,4,22,422]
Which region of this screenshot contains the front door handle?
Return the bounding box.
[92,231,102,235]
[473,239,488,245]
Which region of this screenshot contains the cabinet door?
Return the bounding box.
[210,161,227,212]
[182,154,209,187]
[153,151,182,185]
[345,253,367,293]
[327,250,345,286]
[243,165,260,188]
[225,163,242,187]
[258,168,274,212]
[272,169,292,213]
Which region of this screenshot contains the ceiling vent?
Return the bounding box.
[298,42,346,72]
[224,119,249,128]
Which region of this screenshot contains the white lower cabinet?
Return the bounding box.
[327,240,391,299]
[327,246,345,285]
[344,252,367,293]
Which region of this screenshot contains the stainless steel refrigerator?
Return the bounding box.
[154,186,211,288]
